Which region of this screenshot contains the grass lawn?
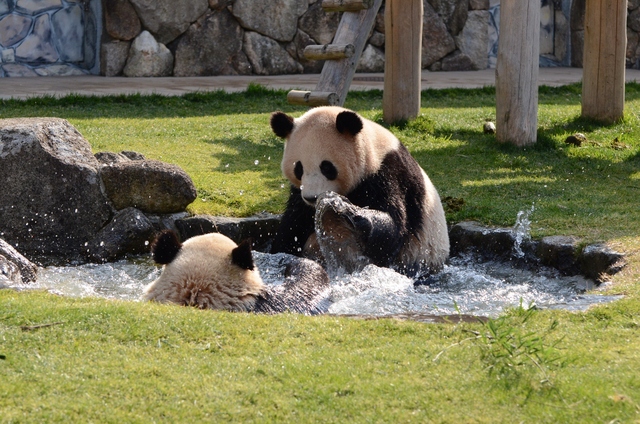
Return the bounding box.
[1,84,640,422]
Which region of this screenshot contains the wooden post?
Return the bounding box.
[581,0,626,123]
[495,0,540,146]
[383,0,423,124]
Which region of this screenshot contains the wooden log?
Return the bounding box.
[382,0,423,124]
[316,0,383,106]
[304,44,355,60]
[581,0,626,123]
[495,0,540,146]
[322,0,373,12]
[287,90,339,106]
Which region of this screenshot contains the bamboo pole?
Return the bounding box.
[581,0,626,123]
[495,0,540,146]
[382,0,423,124]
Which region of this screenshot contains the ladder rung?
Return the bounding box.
[287,90,339,106]
[304,44,355,60]
[322,0,373,12]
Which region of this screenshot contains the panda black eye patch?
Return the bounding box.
[294,161,303,180]
[320,160,338,180]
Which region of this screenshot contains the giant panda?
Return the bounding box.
[143,230,330,314]
[270,106,449,276]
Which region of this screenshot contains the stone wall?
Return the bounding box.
[3,0,640,78]
[0,0,100,77]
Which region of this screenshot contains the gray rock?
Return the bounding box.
[0,14,32,47]
[0,256,21,285]
[454,10,489,70]
[95,150,145,165]
[129,0,208,45]
[0,238,38,283]
[469,0,489,10]
[100,41,131,77]
[51,4,83,62]
[0,118,113,260]
[580,244,626,282]
[286,30,324,74]
[427,0,467,35]
[123,31,173,77]
[1,63,39,76]
[104,0,141,41]
[15,0,62,14]
[173,9,251,77]
[33,64,88,76]
[243,31,303,75]
[368,31,385,48]
[175,213,280,251]
[422,2,456,68]
[449,221,522,259]
[298,1,339,45]
[441,50,476,71]
[356,44,384,73]
[537,235,580,276]
[232,0,307,42]
[100,159,197,214]
[630,8,640,33]
[15,14,58,63]
[84,207,156,263]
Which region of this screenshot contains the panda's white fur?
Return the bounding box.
[270,106,449,275]
[144,231,264,311]
[144,230,331,314]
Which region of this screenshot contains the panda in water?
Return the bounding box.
[270,106,449,277]
[143,230,330,315]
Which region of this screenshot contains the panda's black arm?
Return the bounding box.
[270,185,315,256]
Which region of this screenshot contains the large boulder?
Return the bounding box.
[123,31,173,77]
[422,2,456,68]
[0,118,113,260]
[99,159,197,214]
[243,31,303,75]
[104,0,141,41]
[173,9,251,77]
[129,0,208,45]
[231,0,307,42]
[454,10,489,70]
[298,1,339,45]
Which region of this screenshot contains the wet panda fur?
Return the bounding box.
[143,230,330,315]
[270,106,449,276]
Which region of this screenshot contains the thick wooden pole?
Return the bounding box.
[495,0,540,146]
[383,0,422,124]
[581,0,626,123]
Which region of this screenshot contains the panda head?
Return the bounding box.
[271,106,377,206]
[144,230,265,311]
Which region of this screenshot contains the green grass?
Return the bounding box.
[1,84,640,422]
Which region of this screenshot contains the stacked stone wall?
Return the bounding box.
[3,0,640,77]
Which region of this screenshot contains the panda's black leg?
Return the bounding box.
[314,192,402,273]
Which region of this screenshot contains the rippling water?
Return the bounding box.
[12,251,617,318]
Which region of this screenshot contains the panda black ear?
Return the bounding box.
[336,110,363,137]
[231,239,255,270]
[151,230,182,265]
[270,111,294,138]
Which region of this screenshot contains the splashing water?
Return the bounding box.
[512,203,534,258]
[14,249,616,318]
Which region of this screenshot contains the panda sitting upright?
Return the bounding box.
[270,106,449,277]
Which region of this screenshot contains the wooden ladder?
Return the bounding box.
[287,0,384,107]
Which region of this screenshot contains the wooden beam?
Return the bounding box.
[495,0,540,146]
[581,0,626,123]
[315,0,383,106]
[287,90,339,106]
[382,0,423,123]
[322,0,373,12]
[304,44,355,60]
